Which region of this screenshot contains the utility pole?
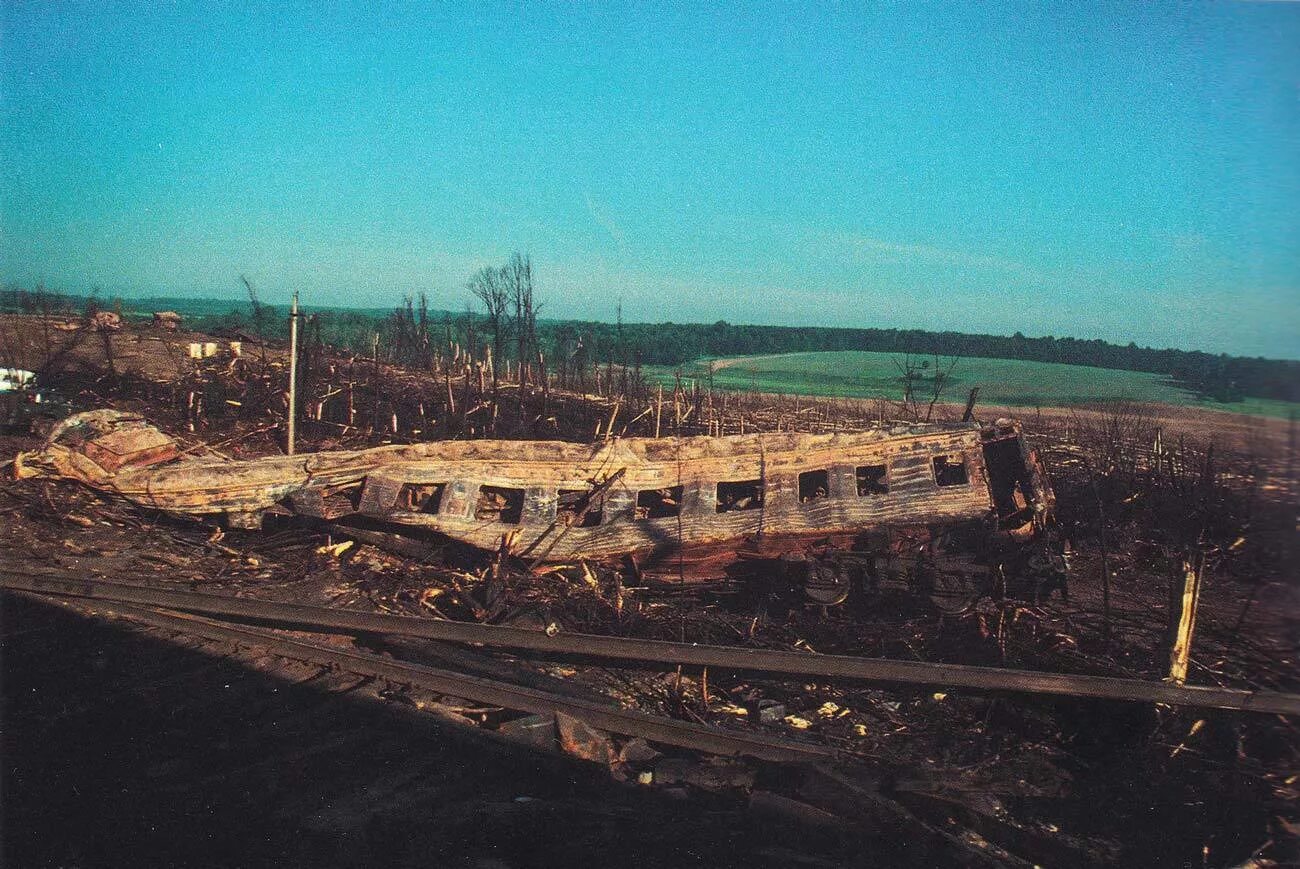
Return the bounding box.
[287,291,299,455]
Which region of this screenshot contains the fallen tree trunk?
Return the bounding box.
[4,569,1297,716]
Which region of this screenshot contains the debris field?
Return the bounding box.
[2,313,1297,867]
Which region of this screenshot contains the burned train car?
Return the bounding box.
[16,411,1064,609]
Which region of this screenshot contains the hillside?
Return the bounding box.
[658,351,1300,419]
[4,288,1296,406]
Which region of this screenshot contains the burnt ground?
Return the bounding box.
[7,593,872,869]
[2,316,1298,867]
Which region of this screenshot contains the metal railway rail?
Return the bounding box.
[5,569,1299,717]
[4,590,1046,868]
[7,594,858,868]
[7,588,831,764]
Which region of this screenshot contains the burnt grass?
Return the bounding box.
[2,321,1298,867]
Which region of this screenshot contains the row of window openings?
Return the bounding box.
[395,456,969,526]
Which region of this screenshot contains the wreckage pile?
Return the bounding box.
[2,314,1297,866]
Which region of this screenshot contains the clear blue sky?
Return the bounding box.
[3,3,1297,358]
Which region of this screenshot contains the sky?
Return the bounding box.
[2,3,1298,359]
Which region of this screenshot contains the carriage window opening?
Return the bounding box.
[398,483,445,514]
[717,479,763,513]
[558,489,602,527]
[856,464,889,496]
[318,483,363,517]
[933,455,969,487]
[635,486,683,519]
[799,470,830,503]
[476,485,524,523]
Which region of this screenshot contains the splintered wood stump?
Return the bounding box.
[1166,555,1205,685]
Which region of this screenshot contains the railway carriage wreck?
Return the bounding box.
[16,410,1066,608]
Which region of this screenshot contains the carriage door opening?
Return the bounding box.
[982,437,1033,521]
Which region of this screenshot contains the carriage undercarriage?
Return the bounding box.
[768,522,1070,612]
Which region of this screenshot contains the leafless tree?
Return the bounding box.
[1071,400,1157,484]
[467,265,509,388]
[505,252,538,386]
[892,353,960,421]
[240,275,270,366]
[385,294,435,370]
[460,304,479,362]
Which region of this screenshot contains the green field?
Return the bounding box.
[12,292,1291,418]
[649,351,1299,419]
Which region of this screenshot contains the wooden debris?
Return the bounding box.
[652,756,757,791]
[555,711,615,765]
[498,713,558,751]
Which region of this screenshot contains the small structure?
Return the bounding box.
[152,311,183,331]
[91,311,122,332]
[0,368,36,393]
[187,342,221,360]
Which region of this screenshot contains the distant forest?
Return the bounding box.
[3,285,1296,404]
[580,320,1299,404]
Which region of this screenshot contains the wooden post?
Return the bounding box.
[371,332,380,433]
[1167,553,1204,685]
[605,400,620,442]
[287,291,299,455]
[654,384,663,438]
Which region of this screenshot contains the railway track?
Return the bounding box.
[23,590,831,764]
[2,593,639,867]
[6,569,1298,716]
[3,588,1026,868]
[7,564,1289,867]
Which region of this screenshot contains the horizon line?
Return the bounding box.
[3,285,1297,364]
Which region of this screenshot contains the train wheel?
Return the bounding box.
[927,569,983,615]
[803,559,852,606]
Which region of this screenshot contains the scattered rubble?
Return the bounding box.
[152,311,182,331]
[1,313,1297,867]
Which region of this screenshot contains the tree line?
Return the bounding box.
[3,282,1295,404]
[549,321,1298,404]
